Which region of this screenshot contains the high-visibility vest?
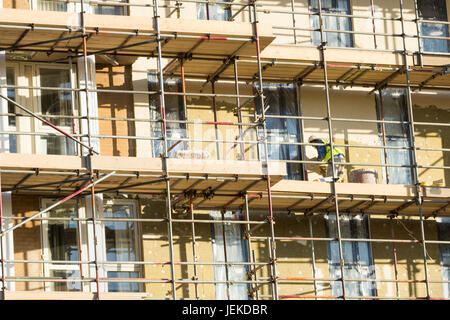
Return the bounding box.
[321,140,344,163]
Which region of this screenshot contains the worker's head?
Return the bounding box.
[308,135,323,144]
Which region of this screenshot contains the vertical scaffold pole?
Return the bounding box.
[308,216,318,298]
[89,173,102,298]
[399,0,430,299]
[154,0,177,300]
[317,0,347,299]
[233,59,245,160]
[221,210,231,300]
[75,198,85,290]
[244,193,257,300]
[370,0,377,49]
[180,58,188,152]
[0,173,5,294]
[296,82,308,180]
[377,89,390,184]
[390,216,400,299]
[211,81,221,160]
[250,0,279,300]
[189,194,199,299]
[80,0,101,299]
[290,0,297,44]
[413,0,424,68]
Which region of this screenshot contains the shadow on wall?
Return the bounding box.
[413,104,450,186]
[96,65,136,157]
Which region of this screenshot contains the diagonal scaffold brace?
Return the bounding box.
[0,170,115,237]
[0,94,99,155]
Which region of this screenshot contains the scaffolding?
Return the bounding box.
[0,0,448,300]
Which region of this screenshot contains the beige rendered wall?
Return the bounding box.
[412,91,450,186]
[140,199,217,299]
[301,85,382,182]
[370,215,444,299]
[138,200,448,299]
[184,80,258,161]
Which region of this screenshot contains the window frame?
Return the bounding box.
[41,196,142,293]
[40,198,88,292]
[30,0,128,16]
[197,0,232,21]
[417,0,450,53]
[99,197,143,292]
[375,89,414,185]
[436,217,450,298]
[210,210,250,300]
[255,82,304,180]
[308,0,354,48]
[6,64,19,153]
[324,214,377,299]
[34,64,77,156]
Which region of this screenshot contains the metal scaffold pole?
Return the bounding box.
[80,0,102,299]
[189,194,199,299]
[399,0,430,300]
[250,0,279,300]
[154,0,177,300]
[317,0,347,300]
[0,173,5,294]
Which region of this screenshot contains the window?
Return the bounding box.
[197,0,231,21]
[148,72,188,158]
[41,200,81,292]
[375,89,413,185]
[255,83,304,180]
[41,197,141,293]
[6,67,17,153]
[325,214,376,299]
[101,198,141,292]
[309,0,353,48]
[210,211,249,300]
[437,218,450,298]
[93,0,127,16]
[38,67,76,155]
[32,0,127,15]
[417,0,449,53]
[35,0,68,12]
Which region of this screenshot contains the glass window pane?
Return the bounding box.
[47,203,79,262]
[148,72,188,158]
[94,1,126,16]
[107,271,139,292]
[36,0,68,12]
[40,68,72,127]
[6,67,17,153]
[325,214,376,299]
[103,203,137,262]
[376,90,413,185]
[7,68,16,126]
[255,83,303,180]
[50,270,81,292]
[309,0,353,48]
[437,218,450,298]
[210,211,249,300]
[418,0,449,53]
[42,136,76,155]
[197,1,231,21]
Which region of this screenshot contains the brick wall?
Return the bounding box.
[11,195,44,291]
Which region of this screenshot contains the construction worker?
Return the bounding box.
[308,136,345,182]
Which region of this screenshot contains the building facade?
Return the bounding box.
[0,0,448,300]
